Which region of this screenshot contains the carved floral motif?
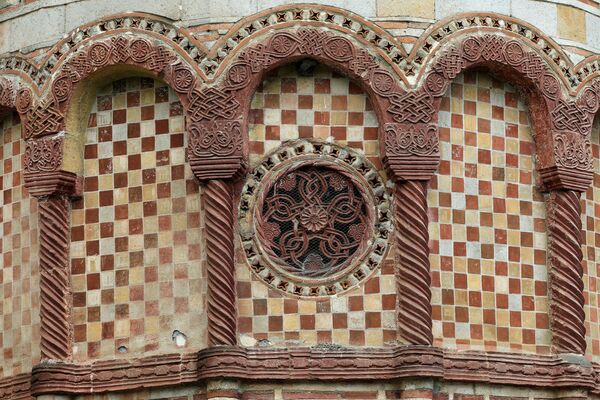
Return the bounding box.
[239,140,391,297]
[553,130,593,170]
[384,123,438,156]
[188,120,243,158]
[258,166,370,278]
[24,135,64,173]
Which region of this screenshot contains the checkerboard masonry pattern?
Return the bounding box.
[69,78,207,361]
[0,113,40,378]
[7,68,600,368]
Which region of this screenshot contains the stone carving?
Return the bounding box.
[205,180,237,346]
[553,131,593,170]
[387,92,435,123]
[540,73,561,100]
[546,190,587,354]
[384,123,438,156]
[38,196,73,360]
[188,88,240,122]
[0,78,15,109]
[188,120,243,158]
[579,87,599,113]
[256,166,370,278]
[24,345,599,397]
[24,135,64,173]
[239,140,391,297]
[551,101,591,134]
[16,88,32,114]
[369,69,397,96]
[424,72,447,95]
[394,181,433,345]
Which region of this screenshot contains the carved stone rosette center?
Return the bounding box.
[239,140,391,297]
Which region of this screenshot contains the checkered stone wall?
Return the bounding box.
[429,71,551,354]
[0,113,41,378]
[239,64,398,347]
[583,119,600,362]
[70,78,207,361]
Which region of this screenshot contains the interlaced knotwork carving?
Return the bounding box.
[239,140,391,297]
[394,181,433,345]
[257,166,370,278]
[387,92,435,123]
[205,180,237,346]
[39,196,73,360]
[547,190,586,354]
[0,78,15,109]
[551,101,591,134]
[433,47,463,80]
[188,88,240,122]
[24,135,64,173]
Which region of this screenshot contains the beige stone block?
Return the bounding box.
[87,322,102,342]
[557,5,586,42]
[377,0,434,18]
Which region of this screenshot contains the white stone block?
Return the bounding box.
[65,0,181,33]
[257,0,376,18]
[510,0,557,38]
[7,4,65,53]
[435,0,510,19]
[587,12,600,51]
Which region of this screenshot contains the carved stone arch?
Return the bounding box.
[410,13,575,86]
[189,25,435,182]
[421,31,590,189]
[17,28,206,362]
[202,4,410,83]
[420,30,591,355]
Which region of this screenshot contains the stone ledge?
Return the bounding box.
[0,346,592,398]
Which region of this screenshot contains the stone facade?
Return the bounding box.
[2,0,600,399]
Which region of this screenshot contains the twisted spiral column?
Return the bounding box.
[205,179,237,346]
[394,181,433,345]
[38,195,73,360]
[547,190,586,354]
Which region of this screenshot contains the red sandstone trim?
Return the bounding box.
[14,346,596,397]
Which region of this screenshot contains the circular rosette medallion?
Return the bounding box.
[239,140,391,297]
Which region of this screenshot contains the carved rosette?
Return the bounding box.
[188,120,246,181]
[547,190,586,354]
[205,180,237,346]
[383,122,440,181]
[394,181,433,345]
[239,140,391,297]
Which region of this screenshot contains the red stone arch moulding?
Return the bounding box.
[0,5,596,374]
[419,30,592,355]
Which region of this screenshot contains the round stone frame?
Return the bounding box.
[239,140,392,297]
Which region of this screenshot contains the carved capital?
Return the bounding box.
[24,135,64,173]
[383,122,440,181]
[538,130,593,192]
[24,170,77,197]
[188,120,247,181]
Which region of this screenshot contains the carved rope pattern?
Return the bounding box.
[547,190,586,354]
[394,181,433,345]
[205,179,237,346]
[39,196,72,360]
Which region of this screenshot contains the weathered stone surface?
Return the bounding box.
[378,0,434,19]
[558,4,587,42]
[510,0,557,38]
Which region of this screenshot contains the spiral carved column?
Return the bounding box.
[204,179,237,346]
[546,190,586,354]
[394,180,433,345]
[38,195,73,360]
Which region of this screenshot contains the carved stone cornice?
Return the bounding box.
[19,346,597,397]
